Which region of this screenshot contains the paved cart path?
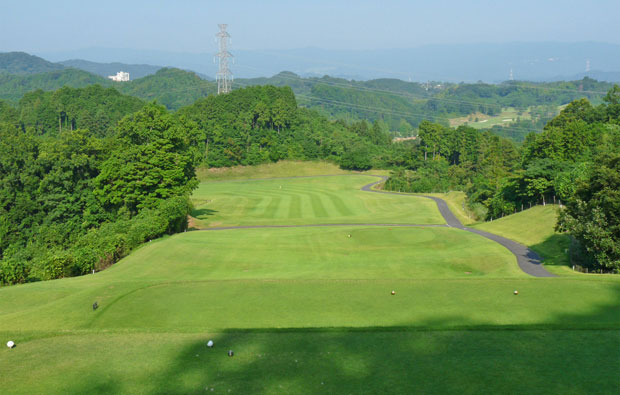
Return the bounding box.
[199,174,555,278]
[363,176,555,277]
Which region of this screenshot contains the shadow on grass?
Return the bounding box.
[148,328,619,394]
[531,233,571,269]
[141,286,620,395]
[191,208,218,218]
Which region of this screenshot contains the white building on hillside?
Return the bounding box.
[108,71,130,82]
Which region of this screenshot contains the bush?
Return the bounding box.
[0,257,29,285]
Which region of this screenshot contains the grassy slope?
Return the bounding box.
[473,205,578,276]
[191,175,442,227]
[1,172,619,394]
[196,160,390,181]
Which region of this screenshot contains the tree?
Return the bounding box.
[556,154,620,272]
[94,103,201,215]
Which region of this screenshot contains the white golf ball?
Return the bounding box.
[7,341,15,348]
[207,340,214,347]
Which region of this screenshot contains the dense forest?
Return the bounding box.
[0,99,201,285]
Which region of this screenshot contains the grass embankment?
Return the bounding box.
[1,173,619,394]
[196,160,389,182]
[473,205,578,276]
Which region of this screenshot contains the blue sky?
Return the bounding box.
[1,0,619,52]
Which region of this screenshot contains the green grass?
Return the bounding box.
[196,160,389,182]
[450,107,533,130]
[2,331,618,394]
[473,205,581,276]
[1,175,619,394]
[191,175,443,228]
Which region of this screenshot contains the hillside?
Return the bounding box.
[0,52,615,139]
[0,52,64,74]
[473,205,572,275]
[0,68,109,101]
[0,64,215,110]
[237,72,614,138]
[116,68,216,110]
[59,59,162,79]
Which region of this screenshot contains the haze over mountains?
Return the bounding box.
[35,42,620,82]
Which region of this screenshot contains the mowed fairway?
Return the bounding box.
[1,175,619,394]
[190,175,443,227]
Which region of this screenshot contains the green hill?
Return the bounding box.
[116,67,216,110]
[0,68,109,101]
[0,52,64,74]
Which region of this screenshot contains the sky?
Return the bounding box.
[1,0,619,53]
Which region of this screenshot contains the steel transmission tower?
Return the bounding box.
[215,24,233,94]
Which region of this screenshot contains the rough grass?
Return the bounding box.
[2,175,619,394]
[191,175,444,228]
[196,160,389,182]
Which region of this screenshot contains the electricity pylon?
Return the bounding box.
[215,24,233,94]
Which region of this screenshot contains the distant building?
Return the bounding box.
[108,71,130,82]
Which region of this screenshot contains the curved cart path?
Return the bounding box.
[363,176,555,277]
[198,174,555,278]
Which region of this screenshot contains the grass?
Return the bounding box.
[449,107,532,129]
[196,160,389,181]
[191,175,444,228]
[1,171,619,394]
[2,331,618,394]
[473,205,579,276]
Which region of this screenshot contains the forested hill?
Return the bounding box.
[0,85,145,136]
[0,52,64,74]
[0,66,215,110]
[0,68,110,101]
[115,68,216,109]
[0,51,616,140]
[237,72,614,134]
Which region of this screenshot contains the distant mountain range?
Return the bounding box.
[58,59,163,80]
[0,51,615,139]
[0,52,166,80]
[34,42,620,82]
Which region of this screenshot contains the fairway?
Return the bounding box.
[190,175,444,227]
[2,175,619,394]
